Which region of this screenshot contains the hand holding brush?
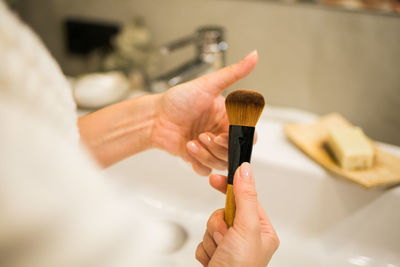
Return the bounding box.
[196,163,279,266]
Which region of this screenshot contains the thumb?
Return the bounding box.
[233,162,259,230]
[192,50,258,96]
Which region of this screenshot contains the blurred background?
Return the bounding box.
[8,0,400,145]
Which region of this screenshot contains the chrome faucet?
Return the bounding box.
[150,26,227,93]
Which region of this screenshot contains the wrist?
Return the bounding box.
[150,93,181,155]
[124,93,162,151]
[78,93,162,167]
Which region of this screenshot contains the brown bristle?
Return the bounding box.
[225,89,265,127]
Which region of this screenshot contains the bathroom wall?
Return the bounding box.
[16,0,400,145]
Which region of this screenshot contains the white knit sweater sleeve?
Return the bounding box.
[0,3,165,267]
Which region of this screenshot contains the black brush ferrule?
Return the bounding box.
[227,125,255,185]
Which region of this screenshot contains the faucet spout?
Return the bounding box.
[150,59,211,92]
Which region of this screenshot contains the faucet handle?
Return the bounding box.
[160,35,195,56]
[196,26,227,57]
[196,26,225,46]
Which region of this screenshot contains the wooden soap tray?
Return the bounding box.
[284,113,400,189]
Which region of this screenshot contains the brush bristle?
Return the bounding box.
[225,89,265,127]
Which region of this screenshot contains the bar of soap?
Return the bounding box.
[326,127,374,170]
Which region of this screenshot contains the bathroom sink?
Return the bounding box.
[105,108,400,266]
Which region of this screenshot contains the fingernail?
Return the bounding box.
[187,141,199,154]
[213,231,223,245]
[244,50,257,61]
[240,162,252,179]
[214,135,228,148]
[199,133,211,144]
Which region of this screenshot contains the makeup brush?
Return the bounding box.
[224,89,265,227]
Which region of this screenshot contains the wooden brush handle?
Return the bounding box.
[225,125,255,227]
[224,184,236,227]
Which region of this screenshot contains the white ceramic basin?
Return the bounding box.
[106,108,400,266]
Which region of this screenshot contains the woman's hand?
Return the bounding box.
[152,51,258,176]
[78,51,257,170]
[196,163,279,266]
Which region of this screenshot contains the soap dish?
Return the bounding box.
[284,113,400,189]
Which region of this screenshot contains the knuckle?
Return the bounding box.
[204,154,217,166]
[197,150,213,165]
[207,149,227,168]
[212,142,226,152]
[215,161,228,171]
[195,243,205,261]
[203,232,216,256]
[201,168,212,176]
[271,234,280,250]
[238,186,258,201]
[194,162,211,176]
[264,234,280,253]
[207,209,224,230]
[195,244,201,259]
[226,64,241,82]
[217,152,228,162]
